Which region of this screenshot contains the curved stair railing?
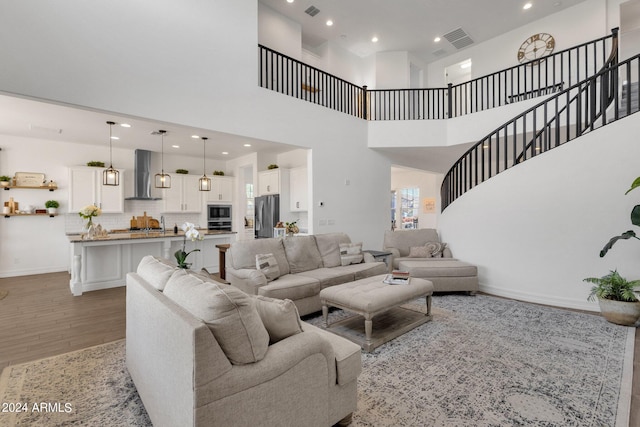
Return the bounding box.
[440,51,640,212]
[512,33,619,165]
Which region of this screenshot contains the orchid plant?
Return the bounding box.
[175,222,203,269]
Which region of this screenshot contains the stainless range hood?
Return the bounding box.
[125,149,162,200]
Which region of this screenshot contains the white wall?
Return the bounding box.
[426,0,609,87]
[375,51,410,89]
[439,117,640,312]
[258,2,302,59]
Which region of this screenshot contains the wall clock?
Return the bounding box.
[517,33,555,64]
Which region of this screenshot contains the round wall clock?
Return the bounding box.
[517,33,555,64]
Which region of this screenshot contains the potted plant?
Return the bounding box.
[0,175,11,187]
[267,164,279,170]
[86,161,105,167]
[175,169,189,174]
[583,270,640,326]
[45,200,59,214]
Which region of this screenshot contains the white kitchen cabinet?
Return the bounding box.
[162,174,202,213]
[207,176,234,203]
[258,168,288,196]
[68,166,124,213]
[289,167,308,212]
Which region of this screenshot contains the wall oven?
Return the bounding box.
[208,204,232,231]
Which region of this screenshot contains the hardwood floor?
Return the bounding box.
[0,272,637,425]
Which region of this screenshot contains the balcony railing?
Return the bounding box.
[259,29,618,121]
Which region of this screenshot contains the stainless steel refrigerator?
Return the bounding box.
[255,194,280,238]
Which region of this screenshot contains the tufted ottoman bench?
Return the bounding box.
[319,274,433,352]
[398,259,478,294]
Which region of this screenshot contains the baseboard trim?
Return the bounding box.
[0,266,68,278]
[479,283,599,313]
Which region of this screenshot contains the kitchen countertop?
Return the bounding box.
[67,229,235,243]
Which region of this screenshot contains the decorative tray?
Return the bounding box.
[14,172,45,187]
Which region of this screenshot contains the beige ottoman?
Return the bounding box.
[319,274,433,352]
[398,260,478,294]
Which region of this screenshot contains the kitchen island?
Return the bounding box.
[68,230,235,296]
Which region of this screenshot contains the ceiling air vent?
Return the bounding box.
[443,27,474,50]
[305,6,320,17]
[432,48,447,57]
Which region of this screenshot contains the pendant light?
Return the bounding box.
[199,136,211,191]
[154,130,171,188]
[103,121,119,186]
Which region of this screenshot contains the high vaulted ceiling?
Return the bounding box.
[259,0,587,64]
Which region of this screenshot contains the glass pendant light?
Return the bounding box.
[199,136,211,191]
[154,130,171,188]
[103,121,119,186]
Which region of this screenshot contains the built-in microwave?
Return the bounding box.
[208,204,231,221]
[208,204,232,231]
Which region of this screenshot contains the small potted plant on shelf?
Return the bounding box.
[583,270,640,326]
[213,170,225,176]
[87,161,105,167]
[267,164,279,170]
[45,200,59,215]
[176,169,189,174]
[0,176,11,187]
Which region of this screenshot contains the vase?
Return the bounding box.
[84,219,96,240]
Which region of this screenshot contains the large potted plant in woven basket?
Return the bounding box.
[589,176,640,326]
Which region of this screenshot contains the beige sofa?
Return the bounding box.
[126,255,361,427]
[226,233,388,316]
[383,229,479,293]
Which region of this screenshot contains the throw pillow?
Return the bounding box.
[253,295,303,344]
[282,236,323,273]
[256,253,280,282]
[424,241,447,258]
[136,255,176,291]
[339,242,363,266]
[408,246,431,258]
[164,269,269,365]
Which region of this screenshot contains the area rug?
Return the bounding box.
[0,294,633,427]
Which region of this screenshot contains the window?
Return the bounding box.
[400,188,419,229]
[390,190,397,229]
[246,183,254,225]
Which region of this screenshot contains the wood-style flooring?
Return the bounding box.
[0,272,637,425]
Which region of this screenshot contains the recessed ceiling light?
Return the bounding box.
[191,135,199,139]
[371,36,378,43]
[120,123,131,128]
[287,0,294,3]
[523,2,532,10]
[434,37,441,43]
[222,151,229,155]
[243,143,252,147]
[110,136,120,140]
[172,145,180,148]
[326,20,333,26]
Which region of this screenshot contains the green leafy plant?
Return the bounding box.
[583,270,640,302]
[45,200,59,208]
[212,170,225,176]
[86,161,105,167]
[267,164,279,170]
[175,169,189,174]
[600,176,640,257]
[0,175,11,182]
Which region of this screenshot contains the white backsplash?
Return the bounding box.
[64,199,204,234]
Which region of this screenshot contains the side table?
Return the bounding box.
[363,250,392,270]
[215,243,231,281]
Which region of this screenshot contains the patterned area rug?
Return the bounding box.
[0,294,633,426]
